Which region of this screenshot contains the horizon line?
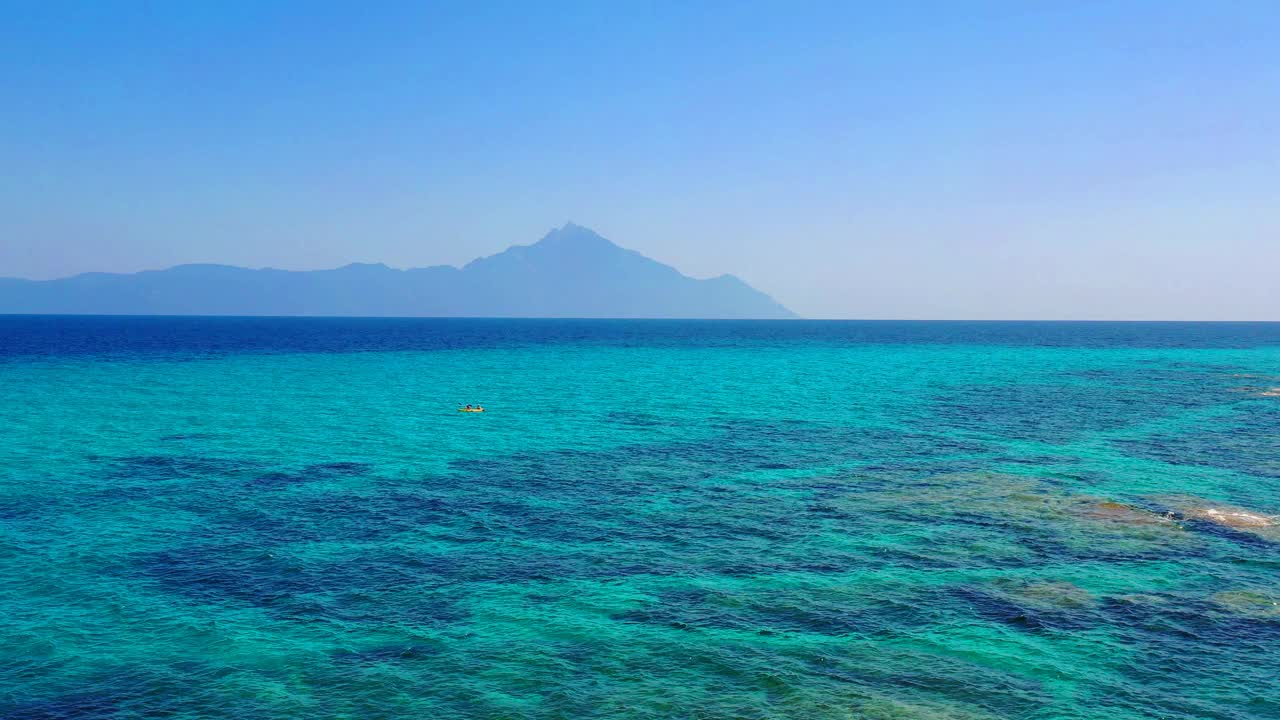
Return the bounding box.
[3,313,1279,324]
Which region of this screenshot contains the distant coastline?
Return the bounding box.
[0,224,796,320]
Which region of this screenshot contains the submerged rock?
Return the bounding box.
[1076,499,1175,527]
[843,472,1188,563]
[1011,581,1095,608]
[1154,496,1280,540]
[1182,504,1275,529]
[956,578,1100,633]
[1189,507,1275,528]
[986,578,1095,610]
[1212,590,1280,618]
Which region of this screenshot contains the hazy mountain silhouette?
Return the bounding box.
[0,224,797,319]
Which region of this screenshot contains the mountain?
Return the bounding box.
[0,224,797,319]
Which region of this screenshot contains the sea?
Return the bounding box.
[2,316,1278,720]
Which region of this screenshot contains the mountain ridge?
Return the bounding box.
[0,224,797,319]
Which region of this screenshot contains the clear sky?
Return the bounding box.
[2,1,1277,319]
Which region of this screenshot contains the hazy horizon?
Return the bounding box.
[3,2,1277,320]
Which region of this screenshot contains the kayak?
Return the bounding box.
[458,408,485,413]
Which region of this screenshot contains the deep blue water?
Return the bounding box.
[6,316,1280,358]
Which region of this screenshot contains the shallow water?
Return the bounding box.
[2,318,1279,719]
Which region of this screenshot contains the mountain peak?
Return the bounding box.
[337,262,391,271]
[534,222,618,250]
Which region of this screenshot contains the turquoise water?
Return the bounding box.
[2,318,1279,719]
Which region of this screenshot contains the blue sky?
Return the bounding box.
[2,1,1277,318]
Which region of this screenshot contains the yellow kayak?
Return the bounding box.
[458,408,485,413]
